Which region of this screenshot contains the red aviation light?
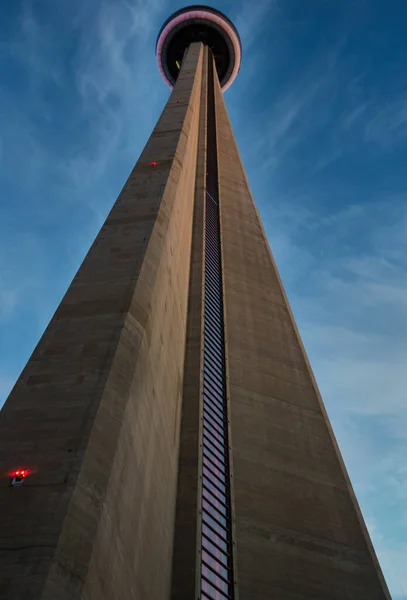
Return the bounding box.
[10,468,30,486]
[150,161,159,167]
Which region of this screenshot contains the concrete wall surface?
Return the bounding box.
[0,43,203,600]
[214,72,391,600]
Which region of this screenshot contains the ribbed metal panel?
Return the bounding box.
[200,191,234,600]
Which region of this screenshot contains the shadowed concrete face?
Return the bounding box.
[213,68,390,599]
[0,24,391,600]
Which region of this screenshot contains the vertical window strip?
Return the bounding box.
[200,52,234,600]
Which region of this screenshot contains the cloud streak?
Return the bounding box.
[365,97,407,150]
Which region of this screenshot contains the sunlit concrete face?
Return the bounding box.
[0,6,391,600]
[0,42,204,600]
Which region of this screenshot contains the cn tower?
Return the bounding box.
[0,6,390,600]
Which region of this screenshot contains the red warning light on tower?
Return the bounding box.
[10,468,30,486]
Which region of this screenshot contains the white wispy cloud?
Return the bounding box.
[68,0,167,190]
[371,528,407,600]
[0,1,63,92]
[365,97,407,149]
[234,0,277,49]
[0,230,51,323]
[342,101,368,129]
[238,35,350,175]
[0,286,19,321]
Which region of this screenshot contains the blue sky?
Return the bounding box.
[1,0,407,595]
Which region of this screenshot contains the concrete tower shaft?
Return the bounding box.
[0,5,391,600]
